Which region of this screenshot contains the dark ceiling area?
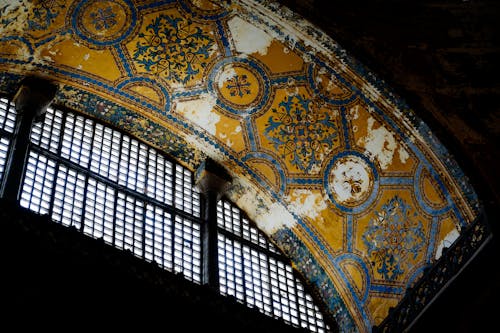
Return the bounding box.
[276,0,499,331]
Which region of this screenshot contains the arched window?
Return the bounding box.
[0,96,330,332]
[217,200,329,331]
[0,97,16,184]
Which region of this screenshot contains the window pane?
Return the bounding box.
[18,106,203,286]
[20,151,56,215]
[7,100,328,332]
[0,97,17,133]
[217,200,329,332]
[0,98,17,185]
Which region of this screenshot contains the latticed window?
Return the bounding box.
[0,98,16,186]
[0,96,330,332]
[217,200,330,332]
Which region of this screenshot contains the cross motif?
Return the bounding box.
[90,7,117,31]
[225,75,251,98]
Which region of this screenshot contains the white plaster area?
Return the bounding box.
[184,133,227,164]
[227,16,273,56]
[237,0,341,64]
[358,116,409,169]
[330,156,372,204]
[228,178,297,235]
[435,228,460,260]
[175,93,219,135]
[398,145,410,164]
[287,190,327,220]
[349,105,360,120]
[258,202,297,235]
[217,64,237,89]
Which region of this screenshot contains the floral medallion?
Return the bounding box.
[72,0,136,47]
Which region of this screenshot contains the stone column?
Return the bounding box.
[1,77,57,201]
[194,158,232,291]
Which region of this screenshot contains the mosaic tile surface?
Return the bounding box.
[0,0,481,331]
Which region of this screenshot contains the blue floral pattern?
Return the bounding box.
[363,195,426,281]
[264,94,338,173]
[28,0,66,30]
[133,13,214,84]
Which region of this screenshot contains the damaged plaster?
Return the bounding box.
[227,16,273,56]
[358,116,410,169]
[176,93,219,136]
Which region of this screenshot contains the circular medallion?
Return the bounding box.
[72,0,136,47]
[324,151,379,213]
[217,63,262,108]
[329,155,373,205]
[209,57,270,115]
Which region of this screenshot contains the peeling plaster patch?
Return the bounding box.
[398,145,410,164]
[83,53,90,61]
[349,105,360,120]
[435,228,459,260]
[238,0,340,63]
[259,202,297,235]
[218,124,241,148]
[287,190,327,220]
[176,93,219,135]
[329,155,373,205]
[185,133,223,160]
[220,125,242,147]
[228,178,296,236]
[325,75,337,92]
[227,16,273,56]
[359,116,404,170]
[217,64,237,89]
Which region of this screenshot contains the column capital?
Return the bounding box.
[1,76,57,200]
[13,76,58,122]
[194,158,232,201]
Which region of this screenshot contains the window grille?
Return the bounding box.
[0,98,330,332]
[217,200,330,332]
[0,98,16,185]
[21,106,202,283]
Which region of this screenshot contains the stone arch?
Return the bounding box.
[0,1,482,332]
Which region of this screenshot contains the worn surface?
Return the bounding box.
[0,0,488,331]
[276,1,500,331]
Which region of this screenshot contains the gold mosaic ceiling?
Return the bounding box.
[0,0,480,331]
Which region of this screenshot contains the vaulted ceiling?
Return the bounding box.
[0,1,490,332]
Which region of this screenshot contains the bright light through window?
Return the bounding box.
[0,99,330,332]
